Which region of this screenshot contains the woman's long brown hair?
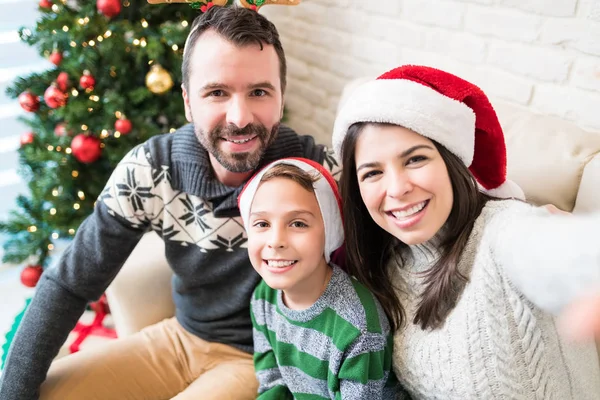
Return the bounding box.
[340,122,494,331]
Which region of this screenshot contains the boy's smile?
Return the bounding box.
[264,259,298,273]
[247,177,331,310]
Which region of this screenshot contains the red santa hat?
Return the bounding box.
[238,157,344,263]
[332,65,524,199]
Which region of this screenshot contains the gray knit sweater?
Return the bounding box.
[391,199,600,399]
[0,124,340,400]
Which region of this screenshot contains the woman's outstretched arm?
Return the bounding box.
[489,201,600,315]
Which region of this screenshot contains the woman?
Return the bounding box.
[332,65,600,399]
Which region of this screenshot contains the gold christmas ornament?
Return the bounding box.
[145,64,174,94]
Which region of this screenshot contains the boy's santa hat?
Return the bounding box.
[238,157,344,263]
[332,65,524,199]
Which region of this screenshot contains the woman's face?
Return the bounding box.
[354,124,454,245]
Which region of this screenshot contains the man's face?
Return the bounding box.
[182,30,284,173]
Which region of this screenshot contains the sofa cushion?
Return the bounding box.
[494,101,600,211]
[574,153,600,214]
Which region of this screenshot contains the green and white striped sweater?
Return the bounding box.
[250,265,398,399]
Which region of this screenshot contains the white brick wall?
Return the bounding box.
[263,0,600,145]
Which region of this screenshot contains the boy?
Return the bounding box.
[238,157,397,399]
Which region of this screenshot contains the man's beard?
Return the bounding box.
[195,122,279,173]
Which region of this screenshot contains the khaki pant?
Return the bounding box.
[40,317,258,400]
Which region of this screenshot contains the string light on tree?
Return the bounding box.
[145,64,173,94]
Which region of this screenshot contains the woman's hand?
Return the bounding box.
[559,292,600,341]
[543,204,570,216]
[543,205,600,341]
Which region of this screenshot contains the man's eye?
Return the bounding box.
[251,89,266,97]
[208,90,224,97]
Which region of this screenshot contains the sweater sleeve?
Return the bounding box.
[0,146,154,400]
[250,283,293,399]
[488,201,600,314]
[337,332,396,399]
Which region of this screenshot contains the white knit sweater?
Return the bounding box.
[391,200,600,399]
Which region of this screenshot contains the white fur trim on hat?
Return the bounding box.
[238,158,344,263]
[332,79,477,165]
[481,179,526,200]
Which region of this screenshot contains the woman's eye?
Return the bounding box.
[407,155,427,165]
[253,221,269,228]
[291,221,308,228]
[251,89,267,97]
[359,170,380,181]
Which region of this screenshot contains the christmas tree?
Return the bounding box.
[1,0,225,281]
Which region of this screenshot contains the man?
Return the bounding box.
[0,6,339,399]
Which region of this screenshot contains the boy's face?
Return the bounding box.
[247,177,329,300]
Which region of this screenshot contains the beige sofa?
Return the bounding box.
[106,84,600,341]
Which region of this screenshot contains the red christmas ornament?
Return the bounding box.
[39,0,52,9]
[250,4,257,10]
[21,265,44,288]
[20,131,35,146]
[79,70,96,90]
[44,84,67,109]
[114,118,132,135]
[71,134,102,163]
[57,72,70,92]
[200,1,214,12]
[97,0,121,18]
[18,91,40,112]
[49,50,63,66]
[54,123,69,137]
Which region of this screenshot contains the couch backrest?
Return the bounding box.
[494,101,600,212]
[337,78,600,213]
